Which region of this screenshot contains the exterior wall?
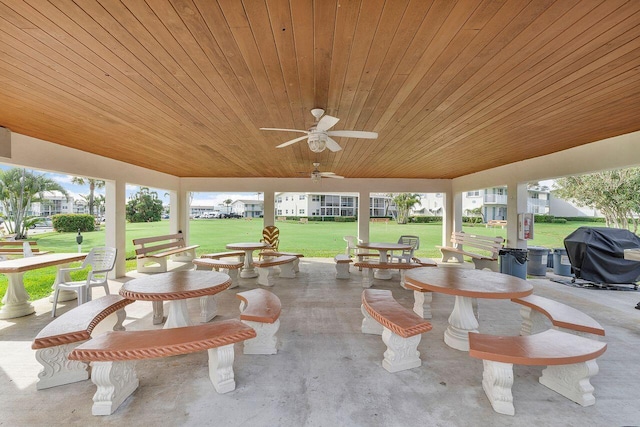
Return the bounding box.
[274,192,392,218]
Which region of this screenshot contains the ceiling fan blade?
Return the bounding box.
[327,130,378,139]
[325,137,342,152]
[321,173,344,179]
[316,115,340,131]
[260,128,309,134]
[276,135,309,148]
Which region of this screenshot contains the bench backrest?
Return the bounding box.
[133,233,187,257]
[0,241,43,255]
[451,232,504,257]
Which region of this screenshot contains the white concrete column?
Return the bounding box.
[263,191,275,227]
[169,188,190,239]
[105,180,126,278]
[358,192,370,243]
[506,182,529,249]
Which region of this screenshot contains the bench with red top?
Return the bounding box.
[133,233,199,273]
[236,288,281,355]
[68,320,256,416]
[252,255,297,286]
[354,261,422,289]
[512,294,605,337]
[193,258,244,289]
[361,289,432,373]
[201,251,245,261]
[468,329,607,416]
[260,251,304,272]
[31,295,133,390]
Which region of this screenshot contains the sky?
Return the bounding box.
[0,164,261,208]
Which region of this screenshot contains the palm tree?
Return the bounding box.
[0,168,69,239]
[391,193,422,224]
[224,198,233,214]
[71,177,105,216]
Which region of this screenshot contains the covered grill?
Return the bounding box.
[564,227,640,285]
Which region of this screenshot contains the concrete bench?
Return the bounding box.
[236,289,281,355]
[512,294,605,337]
[68,320,256,415]
[334,254,352,279]
[193,258,243,289]
[201,251,245,261]
[252,255,297,286]
[260,251,304,272]
[469,329,607,415]
[31,295,133,390]
[133,233,199,273]
[354,261,421,289]
[0,241,50,260]
[436,231,504,271]
[486,220,507,228]
[361,289,432,372]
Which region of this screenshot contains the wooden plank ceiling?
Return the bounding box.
[1,0,639,179]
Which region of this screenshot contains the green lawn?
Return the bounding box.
[0,219,606,304]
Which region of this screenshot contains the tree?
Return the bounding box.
[0,168,69,239]
[71,177,105,216]
[465,207,485,223]
[126,187,163,223]
[553,168,640,233]
[391,193,422,224]
[224,198,233,214]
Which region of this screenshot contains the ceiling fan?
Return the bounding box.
[260,108,378,153]
[310,162,343,183]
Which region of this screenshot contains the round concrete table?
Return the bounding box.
[405,267,532,351]
[357,242,413,279]
[120,270,231,328]
[225,242,269,278]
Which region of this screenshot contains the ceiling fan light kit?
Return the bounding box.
[260,108,378,154]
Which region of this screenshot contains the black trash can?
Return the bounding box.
[499,248,528,279]
[553,248,573,276]
[527,247,549,276]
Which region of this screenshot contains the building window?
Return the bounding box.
[299,195,305,200]
[467,191,480,197]
[299,209,305,215]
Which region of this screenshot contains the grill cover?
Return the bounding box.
[564,227,640,284]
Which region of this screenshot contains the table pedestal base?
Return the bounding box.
[374,269,392,280]
[0,273,35,319]
[164,300,194,329]
[444,295,479,351]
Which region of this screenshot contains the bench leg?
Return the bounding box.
[208,344,236,394]
[170,248,197,262]
[137,258,167,274]
[114,308,127,331]
[472,259,499,272]
[481,360,515,416]
[90,361,139,416]
[223,268,239,289]
[400,270,409,289]
[34,343,89,390]
[361,268,374,288]
[381,328,422,373]
[518,307,547,336]
[278,262,296,279]
[241,319,280,355]
[361,304,383,335]
[439,249,464,264]
[256,267,276,286]
[152,301,164,325]
[335,262,350,279]
[412,290,432,319]
[539,360,599,406]
[199,295,218,323]
[292,258,300,273]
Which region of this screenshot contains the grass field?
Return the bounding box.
[0,219,607,304]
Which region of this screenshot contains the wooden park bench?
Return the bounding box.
[361,289,432,372]
[353,261,422,289]
[236,289,281,355]
[31,295,133,390]
[437,231,504,271]
[468,329,607,416]
[0,241,50,259]
[252,255,297,286]
[512,294,605,337]
[133,233,199,273]
[486,220,507,228]
[334,254,352,279]
[68,320,256,416]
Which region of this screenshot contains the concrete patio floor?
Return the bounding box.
[1,258,639,426]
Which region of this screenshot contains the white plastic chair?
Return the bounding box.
[390,235,420,263]
[51,247,117,317]
[343,236,361,256]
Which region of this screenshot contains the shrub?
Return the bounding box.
[52,214,96,232]
[335,216,356,222]
[552,218,567,224]
[411,216,441,223]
